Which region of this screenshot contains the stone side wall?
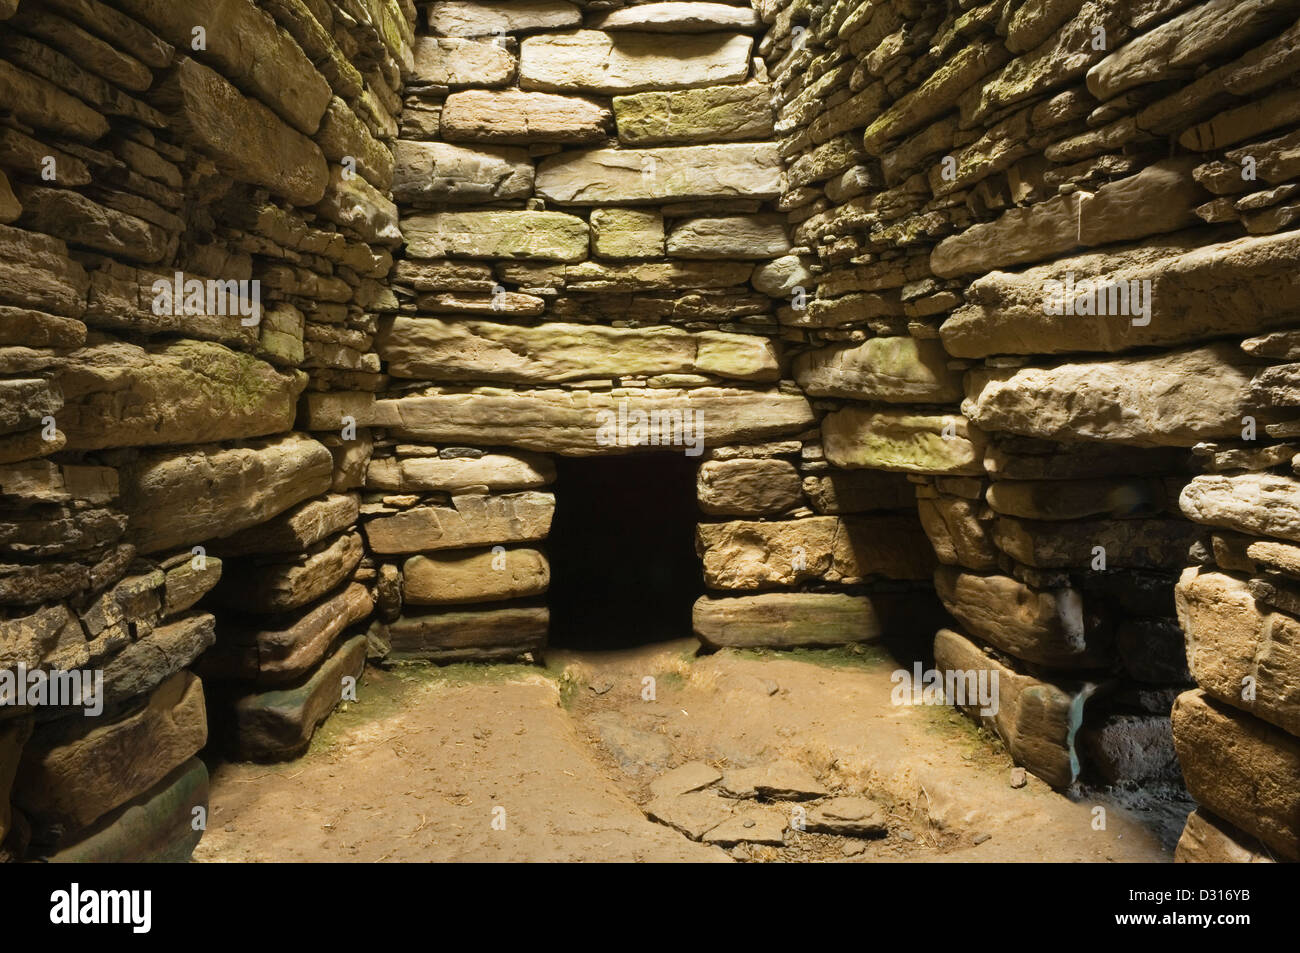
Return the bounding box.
[0,0,412,860]
[332,0,942,665]
[756,0,1300,860]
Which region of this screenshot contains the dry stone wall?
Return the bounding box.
[328,0,942,664]
[0,0,413,860]
[757,0,1300,859]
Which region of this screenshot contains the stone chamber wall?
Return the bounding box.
[1,0,1299,865]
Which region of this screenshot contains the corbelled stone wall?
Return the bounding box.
[758,0,1300,861]
[5,0,1300,866]
[0,0,413,860]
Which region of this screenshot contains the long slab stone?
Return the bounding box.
[1181,472,1300,543]
[412,36,515,87]
[934,627,1085,789]
[375,317,780,383]
[536,143,782,204]
[381,605,548,661]
[934,567,1109,669]
[404,547,550,605]
[440,89,612,143]
[696,515,935,589]
[119,435,334,554]
[363,491,555,554]
[13,671,206,832]
[428,1,581,36]
[203,582,373,685]
[338,386,816,456]
[210,531,364,613]
[1176,567,1300,738]
[590,3,760,32]
[367,452,555,492]
[962,343,1257,448]
[1172,689,1300,861]
[821,408,986,475]
[403,210,589,261]
[613,82,772,145]
[47,757,207,863]
[393,140,533,204]
[211,492,359,557]
[57,340,305,450]
[216,634,367,762]
[519,30,751,94]
[992,517,1201,571]
[941,231,1300,358]
[693,592,882,648]
[795,337,962,403]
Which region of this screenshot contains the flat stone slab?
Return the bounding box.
[720,762,828,800]
[805,797,887,836]
[644,790,732,840]
[693,592,884,649]
[702,807,787,846]
[590,3,760,32]
[440,89,611,143]
[650,761,723,799]
[536,143,781,204]
[362,490,554,554]
[613,82,772,145]
[403,210,589,262]
[519,30,751,95]
[381,605,548,662]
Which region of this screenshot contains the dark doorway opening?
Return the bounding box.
[547,453,703,649]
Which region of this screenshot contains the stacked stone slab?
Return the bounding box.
[0,0,414,859]
[309,0,943,663]
[755,0,1300,823]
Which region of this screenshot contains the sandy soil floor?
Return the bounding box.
[193,642,1187,863]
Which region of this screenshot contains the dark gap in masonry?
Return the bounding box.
[547,453,704,650]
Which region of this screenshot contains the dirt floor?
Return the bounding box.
[193,641,1189,862]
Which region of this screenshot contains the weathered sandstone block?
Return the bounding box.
[14,671,206,831]
[212,492,359,557]
[693,592,882,648]
[1181,473,1300,542]
[403,210,589,261]
[375,318,780,383]
[119,435,334,553]
[613,82,772,144]
[934,567,1109,668]
[47,758,207,863]
[802,470,917,515]
[821,409,986,475]
[963,343,1257,447]
[440,89,612,143]
[795,337,961,403]
[57,341,305,450]
[1172,689,1300,861]
[393,140,533,203]
[367,452,554,492]
[211,532,364,613]
[403,547,550,604]
[590,3,760,32]
[536,143,782,204]
[1176,568,1300,737]
[992,517,1201,571]
[347,386,816,456]
[917,496,1000,571]
[934,628,1084,789]
[382,605,548,661]
[697,458,802,515]
[519,30,751,94]
[363,491,555,554]
[590,208,664,258]
[428,1,580,36]
[1175,809,1277,864]
[413,36,515,87]
[667,215,790,259]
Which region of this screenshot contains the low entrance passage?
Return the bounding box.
[547,454,703,649]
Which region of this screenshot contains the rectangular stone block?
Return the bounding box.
[374,318,780,383]
[363,490,555,554]
[429,1,581,36]
[519,30,751,94]
[1172,689,1300,861]
[666,215,790,259]
[393,140,534,204]
[413,36,515,86]
[693,591,884,648]
[822,408,986,475]
[403,210,589,262]
[367,452,555,492]
[536,143,781,204]
[440,89,612,143]
[698,458,802,516]
[934,628,1084,789]
[795,337,962,403]
[382,605,548,661]
[118,435,334,553]
[403,548,549,605]
[613,82,773,144]
[590,208,664,259]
